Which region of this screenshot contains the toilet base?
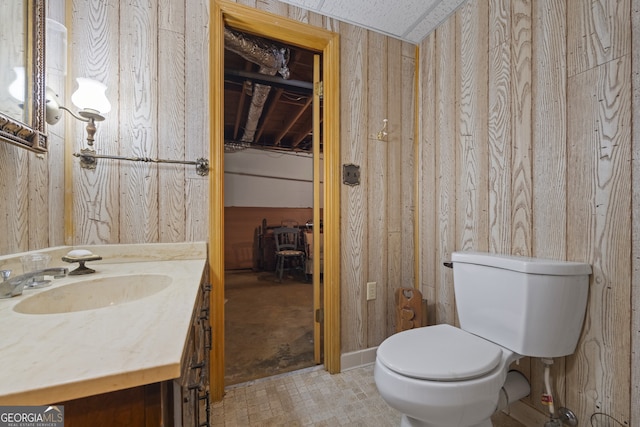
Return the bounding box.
[401,415,493,427]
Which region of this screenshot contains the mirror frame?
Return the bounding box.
[0,0,47,153]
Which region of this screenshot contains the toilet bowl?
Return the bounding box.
[374,324,525,427]
[374,252,592,427]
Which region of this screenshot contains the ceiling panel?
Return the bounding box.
[276,0,468,44]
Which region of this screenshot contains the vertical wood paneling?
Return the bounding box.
[386,36,401,276]
[456,1,489,253]
[417,0,640,425]
[510,0,532,258]
[366,31,387,344]
[434,18,457,325]
[71,0,120,244]
[30,0,56,252]
[386,36,402,336]
[287,3,309,23]
[420,0,636,424]
[509,0,539,410]
[28,156,49,249]
[489,0,509,50]
[340,23,368,353]
[567,56,632,425]
[567,0,631,77]
[400,42,415,291]
[69,0,209,247]
[0,146,29,254]
[185,0,210,241]
[0,0,65,249]
[235,0,256,7]
[158,0,186,242]
[0,2,635,423]
[46,0,67,250]
[418,35,437,326]
[531,0,566,260]
[63,0,415,361]
[528,2,568,416]
[488,1,511,254]
[256,0,287,16]
[119,1,159,243]
[631,2,640,424]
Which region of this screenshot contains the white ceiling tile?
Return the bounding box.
[280,0,323,8]
[276,0,467,44]
[319,0,439,39]
[403,0,468,42]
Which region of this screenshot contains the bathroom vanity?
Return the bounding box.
[0,242,210,426]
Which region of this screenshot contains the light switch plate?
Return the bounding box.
[366,282,376,300]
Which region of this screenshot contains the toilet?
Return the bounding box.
[374,251,592,427]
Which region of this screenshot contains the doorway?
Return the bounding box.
[209,0,341,401]
[222,29,320,385]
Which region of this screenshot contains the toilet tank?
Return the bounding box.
[451,251,591,357]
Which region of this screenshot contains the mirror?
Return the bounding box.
[0,0,47,152]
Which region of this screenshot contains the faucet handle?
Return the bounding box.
[1,270,10,281]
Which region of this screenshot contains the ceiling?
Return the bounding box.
[223,1,467,154]
[224,30,317,153]
[275,0,468,44]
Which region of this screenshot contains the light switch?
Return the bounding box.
[366,282,377,300]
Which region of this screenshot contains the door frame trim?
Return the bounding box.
[209,0,341,401]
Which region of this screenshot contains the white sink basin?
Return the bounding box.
[13,274,172,314]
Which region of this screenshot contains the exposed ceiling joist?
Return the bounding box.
[224,29,316,153]
[224,69,313,95]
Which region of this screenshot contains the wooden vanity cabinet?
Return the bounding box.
[58,279,211,427]
[176,280,211,426]
[59,382,172,427]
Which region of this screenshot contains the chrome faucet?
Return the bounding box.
[0,268,68,299]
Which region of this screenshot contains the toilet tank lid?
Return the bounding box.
[451,251,592,275]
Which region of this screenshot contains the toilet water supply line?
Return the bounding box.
[541,358,555,418]
[540,359,580,427]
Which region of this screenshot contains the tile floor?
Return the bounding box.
[211,364,526,426]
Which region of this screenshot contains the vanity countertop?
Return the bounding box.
[0,242,208,405]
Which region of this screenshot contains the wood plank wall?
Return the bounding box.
[2,0,637,424]
[64,0,416,357]
[0,0,413,362]
[631,0,639,424]
[67,0,210,244]
[0,0,66,256]
[340,25,416,349]
[418,0,637,424]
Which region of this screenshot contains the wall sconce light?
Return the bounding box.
[44,77,209,175]
[45,77,110,147]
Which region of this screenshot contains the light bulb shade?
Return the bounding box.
[71,77,111,114]
[9,66,26,102]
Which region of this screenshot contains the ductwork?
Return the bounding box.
[241,79,271,143]
[224,29,290,147]
[224,28,290,78]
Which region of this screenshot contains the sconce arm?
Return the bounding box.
[58,105,90,123]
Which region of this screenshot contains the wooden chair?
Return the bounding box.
[273,227,305,281]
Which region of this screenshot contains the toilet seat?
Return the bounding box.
[377,324,503,381]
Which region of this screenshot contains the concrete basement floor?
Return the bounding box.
[224,269,316,386]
